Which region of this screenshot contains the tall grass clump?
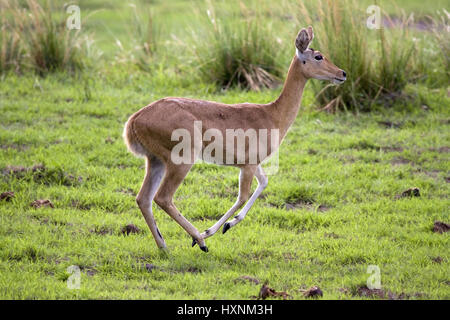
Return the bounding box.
[420,9,450,87]
[378,15,416,95]
[0,0,89,75]
[189,1,285,91]
[294,0,417,111]
[0,11,26,73]
[114,3,161,72]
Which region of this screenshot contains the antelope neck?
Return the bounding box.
[265,55,307,138]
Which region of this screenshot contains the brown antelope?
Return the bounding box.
[123,26,346,252]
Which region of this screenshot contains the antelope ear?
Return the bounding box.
[295,27,313,53]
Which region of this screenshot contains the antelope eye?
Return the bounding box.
[315,55,323,61]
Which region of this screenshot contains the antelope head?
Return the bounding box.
[295,26,347,85]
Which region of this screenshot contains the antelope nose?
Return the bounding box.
[342,71,347,78]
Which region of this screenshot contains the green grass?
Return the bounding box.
[0,0,449,300]
[0,70,449,299]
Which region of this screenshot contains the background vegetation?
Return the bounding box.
[0,0,448,299]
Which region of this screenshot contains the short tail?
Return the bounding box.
[123,113,148,158]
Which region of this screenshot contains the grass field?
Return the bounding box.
[0,0,449,300]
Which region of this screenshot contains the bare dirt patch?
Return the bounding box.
[317,204,331,212]
[90,226,114,236]
[414,168,441,180]
[185,266,202,274]
[31,214,72,227]
[339,287,350,295]
[429,146,450,153]
[391,157,412,165]
[302,286,323,298]
[324,232,341,239]
[78,265,98,276]
[121,224,140,235]
[0,191,14,201]
[258,282,290,300]
[339,155,357,164]
[3,164,37,175]
[349,140,380,151]
[85,268,98,277]
[285,200,313,210]
[190,214,223,222]
[377,121,403,129]
[144,263,158,272]
[240,250,272,262]
[395,187,420,199]
[356,286,385,298]
[354,285,422,300]
[30,199,54,209]
[380,146,404,152]
[105,137,115,144]
[282,252,298,261]
[71,200,92,210]
[151,263,202,275]
[431,256,443,264]
[116,188,137,196]
[0,143,29,151]
[2,164,82,186]
[433,221,449,234]
[279,200,330,213]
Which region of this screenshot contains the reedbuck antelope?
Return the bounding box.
[123,26,346,252]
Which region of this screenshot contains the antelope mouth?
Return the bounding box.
[333,77,346,84]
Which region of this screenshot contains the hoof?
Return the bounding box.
[192,237,207,252]
[223,222,231,234]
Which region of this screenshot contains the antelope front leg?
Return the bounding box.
[200,166,256,239]
[223,165,268,233]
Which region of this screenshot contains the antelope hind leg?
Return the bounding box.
[136,156,167,249]
[154,162,208,252]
